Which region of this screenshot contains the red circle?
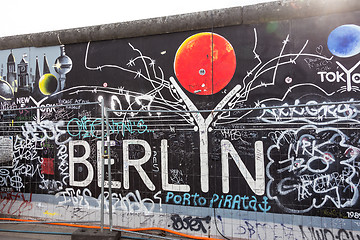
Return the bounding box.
[174,32,236,95]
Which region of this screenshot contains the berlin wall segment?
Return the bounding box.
[0,3,359,239]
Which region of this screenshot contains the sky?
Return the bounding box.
[0,0,275,38]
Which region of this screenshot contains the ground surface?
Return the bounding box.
[0,223,191,240]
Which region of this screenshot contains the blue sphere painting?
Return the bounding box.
[327,24,360,58]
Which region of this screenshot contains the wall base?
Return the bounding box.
[71,228,121,240]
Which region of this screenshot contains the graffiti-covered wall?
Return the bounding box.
[0,1,360,239]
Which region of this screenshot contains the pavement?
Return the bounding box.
[0,223,73,240]
[0,223,190,240]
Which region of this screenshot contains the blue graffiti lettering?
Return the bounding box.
[166,192,271,212]
[66,116,152,139]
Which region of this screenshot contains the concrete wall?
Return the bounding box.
[0,0,360,239]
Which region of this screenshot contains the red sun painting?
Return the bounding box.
[174,32,236,95]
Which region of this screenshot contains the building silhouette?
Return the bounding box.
[17,54,31,94]
[6,51,17,92]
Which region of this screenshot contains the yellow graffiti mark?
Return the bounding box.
[43,210,59,216]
